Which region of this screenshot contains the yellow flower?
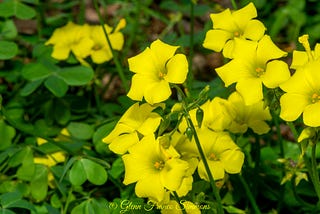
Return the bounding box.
[203,2,265,58]
[216,35,290,105]
[122,135,189,203]
[102,102,163,154]
[89,19,126,64]
[45,22,93,61]
[280,60,320,127]
[195,127,244,181]
[227,92,272,135]
[127,39,188,104]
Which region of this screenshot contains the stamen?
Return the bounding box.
[298,34,314,61]
[311,93,320,103]
[208,153,219,161]
[154,160,164,170]
[234,31,240,37]
[255,67,264,76]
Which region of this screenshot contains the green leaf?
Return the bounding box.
[20,79,43,96]
[58,66,94,86]
[81,159,107,185]
[22,63,52,81]
[108,157,124,179]
[69,160,87,186]
[0,120,15,151]
[0,41,18,60]
[1,19,18,39]
[16,147,35,181]
[0,208,16,214]
[30,164,48,201]
[54,99,71,125]
[0,191,22,208]
[67,122,94,140]
[71,201,86,214]
[44,75,68,97]
[0,1,36,19]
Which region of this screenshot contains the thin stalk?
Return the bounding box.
[186,0,195,94]
[238,174,261,214]
[185,116,223,214]
[173,191,187,214]
[92,0,129,92]
[230,0,238,10]
[78,0,86,24]
[310,143,320,204]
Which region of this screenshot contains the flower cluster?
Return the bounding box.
[204,2,291,105]
[45,19,125,64]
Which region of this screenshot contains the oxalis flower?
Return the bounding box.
[203,2,266,58]
[127,39,188,105]
[102,102,163,154]
[216,35,290,105]
[280,35,320,127]
[195,127,244,181]
[122,135,189,203]
[45,22,93,61]
[89,19,126,64]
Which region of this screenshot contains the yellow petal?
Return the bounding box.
[135,174,166,202]
[144,81,171,104]
[257,35,287,65]
[291,50,308,69]
[243,19,265,41]
[203,29,232,52]
[150,39,178,68]
[198,160,225,181]
[108,132,139,155]
[248,120,270,135]
[91,49,112,64]
[127,74,153,101]
[210,9,237,32]
[51,45,71,60]
[221,149,244,174]
[109,32,124,50]
[280,93,309,121]
[232,2,257,30]
[236,78,262,105]
[298,127,316,142]
[280,69,313,94]
[165,54,188,84]
[262,60,290,88]
[303,102,320,127]
[128,48,157,75]
[161,159,189,191]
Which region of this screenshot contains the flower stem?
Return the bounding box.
[173,191,187,214]
[238,174,261,214]
[230,0,238,10]
[310,143,320,205]
[185,116,224,214]
[92,0,129,92]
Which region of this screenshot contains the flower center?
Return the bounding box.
[92,44,102,50]
[208,152,219,161]
[154,160,165,170]
[159,71,166,79]
[311,93,320,103]
[255,67,265,77]
[234,31,240,37]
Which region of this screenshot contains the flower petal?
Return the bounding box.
[135,174,166,202]
[127,74,153,101]
[257,35,287,65]
[291,50,308,69]
[128,48,157,75]
[243,19,266,41]
[203,29,232,52]
[236,78,262,105]
[161,159,189,191]
[232,2,257,30]
[144,80,171,104]
[221,149,244,174]
[165,54,188,84]
[262,60,290,88]
[280,93,309,121]
[303,102,320,127]
[198,160,225,181]
[108,132,139,154]
[215,59,253,87]
[150,39,178,68]
[210,9,237,32]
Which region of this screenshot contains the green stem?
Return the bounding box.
[92,0,129,92]
[186,0,195,95]
[185,116,223,214]
[238,174,261,214]
[230,0,238,10]
[173,191,187,214]
[310,143,320,204]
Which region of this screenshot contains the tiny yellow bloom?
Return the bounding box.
[122,135,189,203]
[203,2,266,58]
[227,91,272,135]
[216,35,290,105]
[127,39,188,104]
[103,102,163,154]
[89,19,126,64]
[195,127,244,181]
[45,22,93,61]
